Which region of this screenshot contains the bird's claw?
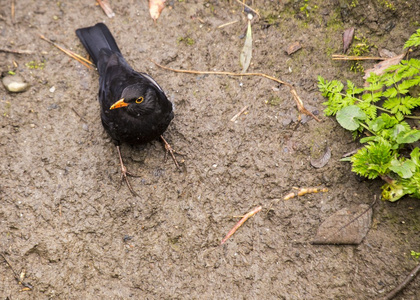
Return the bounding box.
[117,145,139,196]
[160,135,183,171]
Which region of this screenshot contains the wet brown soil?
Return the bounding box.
[1,0,419,299]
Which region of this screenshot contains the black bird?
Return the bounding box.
[76,23,178,195]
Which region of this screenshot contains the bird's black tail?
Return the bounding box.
[76,23,121,66]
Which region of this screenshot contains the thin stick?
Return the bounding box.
[217,20,240,29]
[230,105,249,122]
[332,54,387,61]
[39,34,95,69]
[151,61,321,122]
[221,206,262,245]
[71,107,87,123]
[380,262,420,300]
[0,48,34,55]
[0,253,33,290]
[233,0,260,18]
[96,0,115,18]
[283,187,328,200]
[11,0,15,23]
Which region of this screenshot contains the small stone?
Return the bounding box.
[2,75,29,93]
[49,86,56,93]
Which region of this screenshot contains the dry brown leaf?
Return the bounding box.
[363,53,405,80]
[379,48,397,58]
[312,204,372,245]
[343,27,354,53]
[286,41,302,55]
[310,145,331,169]
[149,0,166,22]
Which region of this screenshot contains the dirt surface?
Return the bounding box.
[1,0,420,299]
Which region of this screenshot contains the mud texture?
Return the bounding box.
[1,0,420,299]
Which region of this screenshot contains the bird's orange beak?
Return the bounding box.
[110,98,129,110]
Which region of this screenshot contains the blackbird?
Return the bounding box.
[76,23,177,195]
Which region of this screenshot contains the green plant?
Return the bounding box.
[318,28,420,202]
[411,250,420,259]
[348,35,376,72]
[299,0,318,18]
[176,36,195,46]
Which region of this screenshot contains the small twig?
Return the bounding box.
[71,107,87,123]
[96,0,115,18]
[217,20,240,29]
[332,54,387,61]
[380,262,420,300]
[0,48,34,55]
[221,206,262,245]
[11,0,15,24]
[283,187,328,200]
[233,0,260,18]
[0,253,33,290]
[230,105,249,122]
[39,34,95,69]
[342,148,361,158]
[151,61,321,122]
[267,187,328,216]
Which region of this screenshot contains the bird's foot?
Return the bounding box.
[119,163,140,196]
[116,145,139,196]
[160,135,184,171]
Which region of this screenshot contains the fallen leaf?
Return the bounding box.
[240,20,252,73]
[286,41,302,55]
[343,27,354,53]
[312,204,372,245]
[310,145,331,168]
[363,52,405,80]
[379,48,397,58]
[149,0,166,22]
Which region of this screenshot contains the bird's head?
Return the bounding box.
[109,84,159,116]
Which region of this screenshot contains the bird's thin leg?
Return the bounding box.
[116,145,139,196]
[160,135,182,170]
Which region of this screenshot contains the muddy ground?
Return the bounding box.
[1,0,420,299]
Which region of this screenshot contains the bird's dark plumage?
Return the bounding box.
[76,23,174,145]
[76,23,175,194]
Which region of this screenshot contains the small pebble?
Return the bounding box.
[2,75,29,93]
[49,86,56,93]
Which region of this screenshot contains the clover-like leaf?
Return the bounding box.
[336,105,367,131]
[389,159,416,178]
[396,129,420,144]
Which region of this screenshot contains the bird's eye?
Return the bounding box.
[135,96,144,104]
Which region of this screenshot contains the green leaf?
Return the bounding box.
[404,28,420,48]
[410,147,420,167]
[396,129,420,144]
[382,87,398,98]
[389,159,416,178]
[360,136,379,143]
[351,140,394,179]
[382,182,406,202]
[346,80,364,96]
[340,157,351,162]
[336,105,367,131]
